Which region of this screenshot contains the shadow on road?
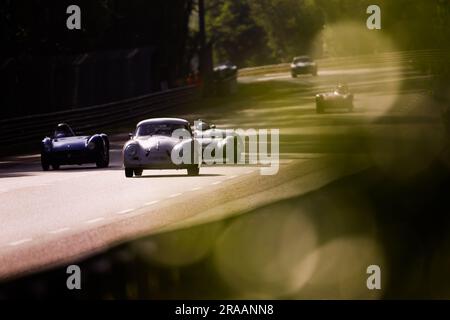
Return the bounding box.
[137,173,224,178]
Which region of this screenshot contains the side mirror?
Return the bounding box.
[210,124,216,129]
[128,133,134,140]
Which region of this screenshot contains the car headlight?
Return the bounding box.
[126,144,138,157]
[87,141,96,150]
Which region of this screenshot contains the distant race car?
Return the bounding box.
[315,84,354,113]
[213,62,238,81]
[193,119,243,164]
[123,118,201,177]
[213,62,238,95]
[291,56,318,77]
[41,123,110,171]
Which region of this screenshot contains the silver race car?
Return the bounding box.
[123,118,243,178]
[123,118,201,177]
[291,56,318,77]
[315,84,354,113]
[193,119,243,164]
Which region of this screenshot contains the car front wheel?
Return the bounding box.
[187,166,200,176]
[316,101,325,114]
[41,157,50,171]
[96,146,109,168]
[223,137,240,164]
[347,99,354,112]
[125,168,134,178]
[134,169,143,177]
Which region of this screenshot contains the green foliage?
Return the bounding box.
[248,0,324,61]
[206,0,449,67]
[206,0,325,66]
[206,0,272,67]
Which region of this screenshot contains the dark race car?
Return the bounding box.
[40,123,110,171]
[213,62,238,81]
[291,56,318,77]
[213,62,238,95]
[315,84,354,113]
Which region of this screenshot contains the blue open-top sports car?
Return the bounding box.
[40,123,110,171]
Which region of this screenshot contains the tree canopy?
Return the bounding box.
[205,0,449,67]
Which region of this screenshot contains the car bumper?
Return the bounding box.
[292,66,315,74]
[124,156,198,169]
[125,163,197,170]
[317,99,352,108]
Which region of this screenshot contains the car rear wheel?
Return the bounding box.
[134,169,143,177]
[187,166,200,176]
[316,102,325,114]
[291,72,297,78]
[96,146,109,168]
[346,99,354,112]
[223,137,240,164]
[232,137,239,164]
[125,168,134,178]
[41,156,50,171]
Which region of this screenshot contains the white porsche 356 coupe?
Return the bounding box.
[123,118,199,177]
[123,118,242,177]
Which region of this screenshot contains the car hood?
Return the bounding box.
[52,136,89,151]
[195,128,229,138]
[134,135,182,152]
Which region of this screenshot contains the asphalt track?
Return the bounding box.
[0,53,444,280]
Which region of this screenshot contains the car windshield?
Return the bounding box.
[54,125,75,138]
[217,62,234,68]
[336,85,348,94]
[195,121,211,131]
[136,123,190,137]
[293,57,311,63]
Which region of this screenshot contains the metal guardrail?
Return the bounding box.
[0,86,199,149]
